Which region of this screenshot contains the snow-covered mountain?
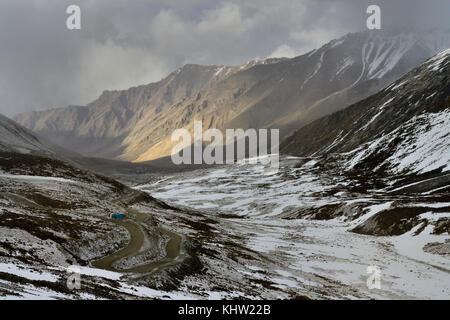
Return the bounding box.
[1,42,449,301]
[14,30,450,162]
[281,48,450,177]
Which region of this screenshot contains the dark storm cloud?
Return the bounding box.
[0,0,448,116]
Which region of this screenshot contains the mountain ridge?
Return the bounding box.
[281,48,450,176]
[14,29,450,162]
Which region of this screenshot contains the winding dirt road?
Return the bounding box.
[91,205,183,274]
[2,187,183,275]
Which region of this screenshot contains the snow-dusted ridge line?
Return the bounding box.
[345,110,450,174]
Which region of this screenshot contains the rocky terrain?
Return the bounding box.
[133,155,449,299]
[14,30,450,162]
[281,48,450,235]
[0,126,195,298]
[118,52,450,297]
[2,151,448,299]
[0,40,448,300]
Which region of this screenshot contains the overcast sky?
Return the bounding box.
[0,0,449,116]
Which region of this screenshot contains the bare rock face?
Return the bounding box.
[423,240,450,256]
[14,30,450,162]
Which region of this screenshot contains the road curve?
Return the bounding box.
[92,206,183,274]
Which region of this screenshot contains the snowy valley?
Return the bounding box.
[0,41,449,300]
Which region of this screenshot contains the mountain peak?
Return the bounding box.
[13,31,450,162]
[281,48,450,175]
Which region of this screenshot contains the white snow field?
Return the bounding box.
[136,156,450,299]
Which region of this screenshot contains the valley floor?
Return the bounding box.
[133,156,449,299]
[0,156,449,299]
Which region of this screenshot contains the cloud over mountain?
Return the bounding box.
[1,0,449,116]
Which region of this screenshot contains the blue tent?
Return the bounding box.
[110,212,125,220]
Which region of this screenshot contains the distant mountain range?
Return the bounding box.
[12,29,450,163]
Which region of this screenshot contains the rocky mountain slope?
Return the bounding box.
[116,51,450,299]
[0,114,56,156]
[1,49,449,300]
[0,115,200,298]
[281,48,450,177]
[14,59,281,160]
[15,30,450,162]
[280,48,450,244]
